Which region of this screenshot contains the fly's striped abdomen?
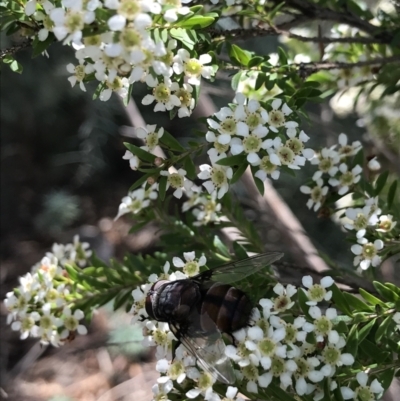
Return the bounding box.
[200,283,253,334]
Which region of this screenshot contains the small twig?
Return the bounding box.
[0,39,32,60]
[209,26,392,45]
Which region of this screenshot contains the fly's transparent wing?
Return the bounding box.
[193,252,283,284]
[169,320,235,385]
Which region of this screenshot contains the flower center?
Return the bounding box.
[286,138,304,155]
[274,295,290,311]
[21,316,35,331]
[146,132,159,151]
[270,356,285,376]
[318,158,333,173]
[175,88,192,107]
[269,110,285,127]
[246,113,261,129]
[258,338,276,356]
[220,117,236,134]
[295,358,309,378]
[210,168,227,187]
[120,28,141,50]
[311,186,323,202]
[362,243,377,259]
[339,145,353,156]
[74,65,85,81]
[242,364,259,381]
[322,345,340,365]
[354,214,368,230]
[184,59,202,77]
[356,386,374,401]
[198,372,213,391]
[314,316,332,336]
[259,156,277,173]
[65,11,84,33]
[184,261,199,276]
[118,0,140,19]
[153,329,168,345]
[340,171,355,186]
[285,323,297,343]
[168,360,185,380]
[308,284,326,302]
[40,315,53,330]
[213,141,229,153]
[168,173,184,189]
[64,316,79,331]
[277,146,295,165]
[84,34,101,46]
[107,77,123,91]
[130,199,144,213]
[153,83,171,103]
[242,134,262,154]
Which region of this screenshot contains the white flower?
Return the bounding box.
[376,214,397,232]
[136,124,164,153]
[367,156,381,171]
[142,75,181,112]
[267,137,306,170]
[173,252,206,277]
[160,168,193,199]
[254,155,280,181]
[186,372,218,401]
[337,133,362,157]
[300,178,329,211]
[198,149,233,199]
[342,372,384,400]
[122,150,140,170]
[351,240,384,270]
[267,99,296,133]
[319,336,355,376]
[311,147,340,177]
[25,0,54,16]
[309,306,339,344]
[344,205,379,237]
[302,275,334,306]
[173,49,213,86]
[173,83,196,118]
[115,184,158,219]
[328,163,362,195]
[60,307,87,339]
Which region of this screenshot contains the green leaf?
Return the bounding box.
[375,315,394,343]
[183,156,196,179]
[374,171,389,195]
[373,281,399,302]
[343,292,374,312]
[231,161,248,184]
[65,265,79,281]
[269,382,298,401]
[129,173,151,191]
[359,339,390,363]
[124,143,156,163]
[158,175,167,201]
[170,28,196,50]
[32,34,55,58]
[8,59,23,73]
[277,46,288,65]
[129,220,150,233]
[228,43,251,66]
[113,290,133,310]
[345,323,359,357]
[387,179,397,210]
[216,154,246,166]
[359,288,386,307]
[159,130,185,152]
[232,242,249,260]
[255,73,266,90]
[378,368,396,390]
[176,15,215,29]
[231,71,242,91]
[253,176,264,196]
[213,236,231,258]
[248,56,264,68]
[357,318,376,344]
[297,288,312,319]
[353,148,364,169]
[331,284,353,316]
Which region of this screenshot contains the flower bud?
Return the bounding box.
[154,157,164,167]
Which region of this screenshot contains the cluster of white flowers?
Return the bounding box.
[345,197,397,270]
[204,94,314,194]
[301,133,363,211]
[4,236,91,345]
[115,181,159,219]
[130,260,384,401]
[25,0,214,112]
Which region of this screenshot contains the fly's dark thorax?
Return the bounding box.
[200,283,253,334]
[146,279,201,323]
